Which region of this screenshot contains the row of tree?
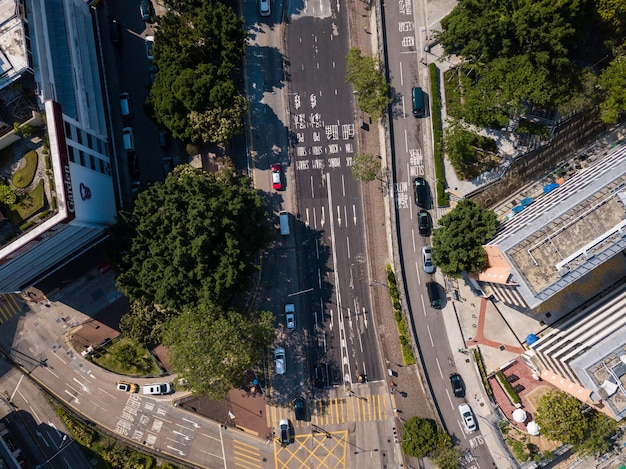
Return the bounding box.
[109,166,274,398]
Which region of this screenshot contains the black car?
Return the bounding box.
[109,19,122,46]
[413,177,427,207]
[314,362,329,388]
[139,0,152,22]
[293,397,306,421]
[127,152,140,178]
[279,419,293,446]
[417,210,430,235]
[449,373,465,398]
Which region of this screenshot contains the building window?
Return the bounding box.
[106,162,111,175]
[87,133,93,149]
[67,146,75,162]
[79,150,85,166]
[89,154,96,170]
[64,121,72,139]
[76,129,82,145]
[99,159,105,174]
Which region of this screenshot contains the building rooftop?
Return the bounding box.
[487,144,626,309]
[0,0,29,90]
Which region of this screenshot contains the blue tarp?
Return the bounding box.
[526,334,538,346]
[544,183,560,194]
[521,197,534,206]
[512,205,525,213]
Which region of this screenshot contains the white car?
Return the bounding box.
[459,403,477,433]
[259,0,271,16]
[422,246,435,274]
[285,304,295,330]
[142,382,172,395]
[274,347,286,375]
[145,36,154,60]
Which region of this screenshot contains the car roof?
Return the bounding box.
[279,418,289,426]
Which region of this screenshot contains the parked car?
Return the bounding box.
[116,381,138,393]
[422,246,435,274]
[449,373,464,398]
[142,382,172,395]
[109,19,122,46]
[139,0,152,22]
[119,92,132,118]
[293,396,306,421]
[418,210,430,236]
[274,347,286,375]
[127,152,140,178]
[413,177,427,207]
[145,36,154,60]
[259,0,271,16]
[279,418,292,446]
[459,403,477,432]
[285,304,295,330]
[271,164,282,190]
[314,362,328,388]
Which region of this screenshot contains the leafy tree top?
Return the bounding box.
[535,390,587,444]
[162,302,275,399]
[345,48,392,120]
[112,165,271,309]
[431,199,498,277]
[400,416,451,459]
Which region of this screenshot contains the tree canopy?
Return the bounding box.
[345,48,392,120]
[536,390,617,456]
[599,51,626,123]
[351,153,381,182]
[111,165,271,310]
[437,0,621,123]
[431,199,498,277]
[147,1,247,145]
[162,303,275,399]
[400,416,451,459]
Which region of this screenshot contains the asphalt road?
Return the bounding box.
[382,0,495,465]
[0,353,91,469]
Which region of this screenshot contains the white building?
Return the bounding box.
[0,0,117,290]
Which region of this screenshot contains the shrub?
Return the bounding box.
[473,348,493,396]
[496,370,521,405]
[510,439,529,462]
[19,221,33,231]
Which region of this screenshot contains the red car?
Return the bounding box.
[271,164,282,190]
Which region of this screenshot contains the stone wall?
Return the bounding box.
[467,109,608,208]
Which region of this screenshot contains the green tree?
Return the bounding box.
[162,303,275,399]
[0,184,16,205]
[400,416,449,458]
[430,445,463,468]
[599,52,626,124]
[535,390,587,444]
[112,165,271,309]
[119,298,174,347]
[345,48,392,120]
[573,412,617,457]
[431,199,498,277]
[351,153,381,182]
[147,2,247,143]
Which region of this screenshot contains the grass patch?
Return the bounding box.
[89,337,160,376]
[5,180,45,224]
[11,150,38,188]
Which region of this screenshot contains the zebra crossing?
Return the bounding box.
[269,389,389,428]
[0,293,26,323]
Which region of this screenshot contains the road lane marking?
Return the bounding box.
[435,357,443,379]
[399,61,404,86]
[427,325,434,347]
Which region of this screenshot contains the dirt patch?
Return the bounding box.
[524,384,554,414]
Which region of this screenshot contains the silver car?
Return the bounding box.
[274,347,286,375]
[422,246,435,274]
[459,403,477,433]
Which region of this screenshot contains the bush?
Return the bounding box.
[19,221,33,231]
[473,348,493,397]
[496,370,521,405]
[385,264,416,365]
[510,439,529,462]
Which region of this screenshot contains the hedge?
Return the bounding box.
[496,370,521,405]
[428,63,448,207]
[386,264,416,365]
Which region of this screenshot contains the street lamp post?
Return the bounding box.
[36,435,73,469]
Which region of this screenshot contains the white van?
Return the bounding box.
[120,92,132,118]
[122,127,135,152]
[279,211,290,236]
